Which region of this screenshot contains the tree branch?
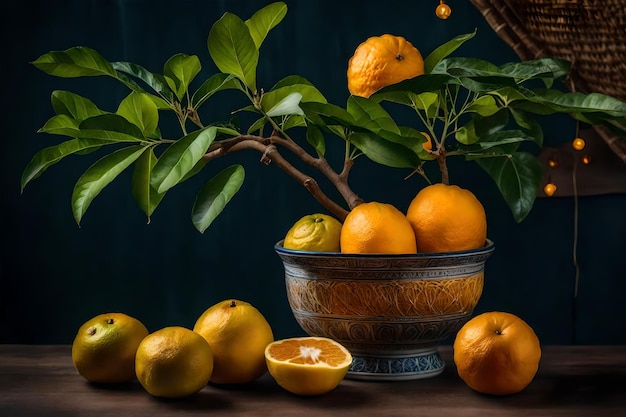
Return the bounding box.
[202,135,353,220]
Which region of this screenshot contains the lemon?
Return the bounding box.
[135,326,214,398]
[265,336,353,396]
[283,213,342,252]
[193,299,274,384]
[71,312,149,383]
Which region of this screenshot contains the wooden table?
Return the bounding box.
[1,345,625,416]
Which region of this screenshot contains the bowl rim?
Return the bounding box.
[274,239,495,258]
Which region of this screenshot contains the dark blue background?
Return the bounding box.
[2,0,625,345]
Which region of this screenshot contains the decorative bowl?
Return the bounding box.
[274,240,495,381]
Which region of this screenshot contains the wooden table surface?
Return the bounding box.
[1,344,625,417]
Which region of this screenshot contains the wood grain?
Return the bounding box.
[1,345,625,417]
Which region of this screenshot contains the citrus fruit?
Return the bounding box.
[135,326,214,398]
[340,201,417,254]
[265,336,353,396]
[283,213,342,252]
[420,131,433,151]
[406,183,487,253]
[193,299,274,384]
[347,34,425,98]
[71,312,149,383]
[453,311,541,396]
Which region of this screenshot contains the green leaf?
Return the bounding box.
[245,2,287,48]
[350,131,421,168]
[78,114,145,142]
[262,84,327,113]
[50,91,105,121]
[300,102,356,129]
[432,57,502,78]
[31,46,116,78]
[192,165,245,233]
[131,147,164,220]
[271,75,315,89]
[21,138,116,191]
[164,54,202,100]
[265,92,304,117]
[477,152,542,223]
[347,96,400,134]
[72,145,148,225]
[410,91,439,118]
[112,61,175,103]
[151,127,217,193]
[509,108,544,147]
[424,30,476,74]
[38,114,81,137]
[191,73,240,108]
[460,130,535,152]
[373,74,452,102]
[117,92,159,138]
[306,125,326,156]
[499,58,570,87]
[465,95,500,116]
[208,12,258,91]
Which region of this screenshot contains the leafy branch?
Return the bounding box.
[22,2,626,232]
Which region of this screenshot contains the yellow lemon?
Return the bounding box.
[193,299,274,384]
[265,337,353,396]
[71,312,149,383]
[135,326,214,398]
[283,213,342,252]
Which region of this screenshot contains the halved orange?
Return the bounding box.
[264,337,352,396]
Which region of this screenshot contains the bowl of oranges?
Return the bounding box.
[275,184,494,381]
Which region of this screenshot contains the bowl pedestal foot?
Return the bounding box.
[346,347,445,381]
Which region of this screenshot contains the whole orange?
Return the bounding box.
[453,311,541,396]
[347,34,424,98]
[340,201,417,254]
[193,299,274,384]
[71,312,149,383]
[406,183,487,253]
[135,326,214,398]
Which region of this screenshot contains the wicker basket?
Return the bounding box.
[470,0,626,160]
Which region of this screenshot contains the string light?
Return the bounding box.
[544,182,557,197]
[581,155,591,165]
[572,137,586,151]
[548,158,559,168]
[436,0,452,19]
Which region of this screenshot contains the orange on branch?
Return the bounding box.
[347,34,424,98]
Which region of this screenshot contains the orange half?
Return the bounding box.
[265,337,352,395]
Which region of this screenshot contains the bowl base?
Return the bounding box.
[346,347,445,381]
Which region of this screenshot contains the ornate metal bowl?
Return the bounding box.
[274,240,495,381]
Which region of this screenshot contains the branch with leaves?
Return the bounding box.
[22,2,626,233]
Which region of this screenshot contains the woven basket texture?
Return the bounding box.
[470,0,626,160]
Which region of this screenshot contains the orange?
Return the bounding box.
[453,311,541,396]
[340,201,417,254]
[406,183,487,253]
[193,299,274,384]
[283,213,342,252]
[347,34,425,98]
[420,132,433,151]
[135,326,214,398]
[71,312,149,383]
[265,337,352,396]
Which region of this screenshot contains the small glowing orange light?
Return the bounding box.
[582,155,591,165]
[572,137,586,151]
[544,183,557,196]
[436,1,452,19]
[548,159,559,168]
